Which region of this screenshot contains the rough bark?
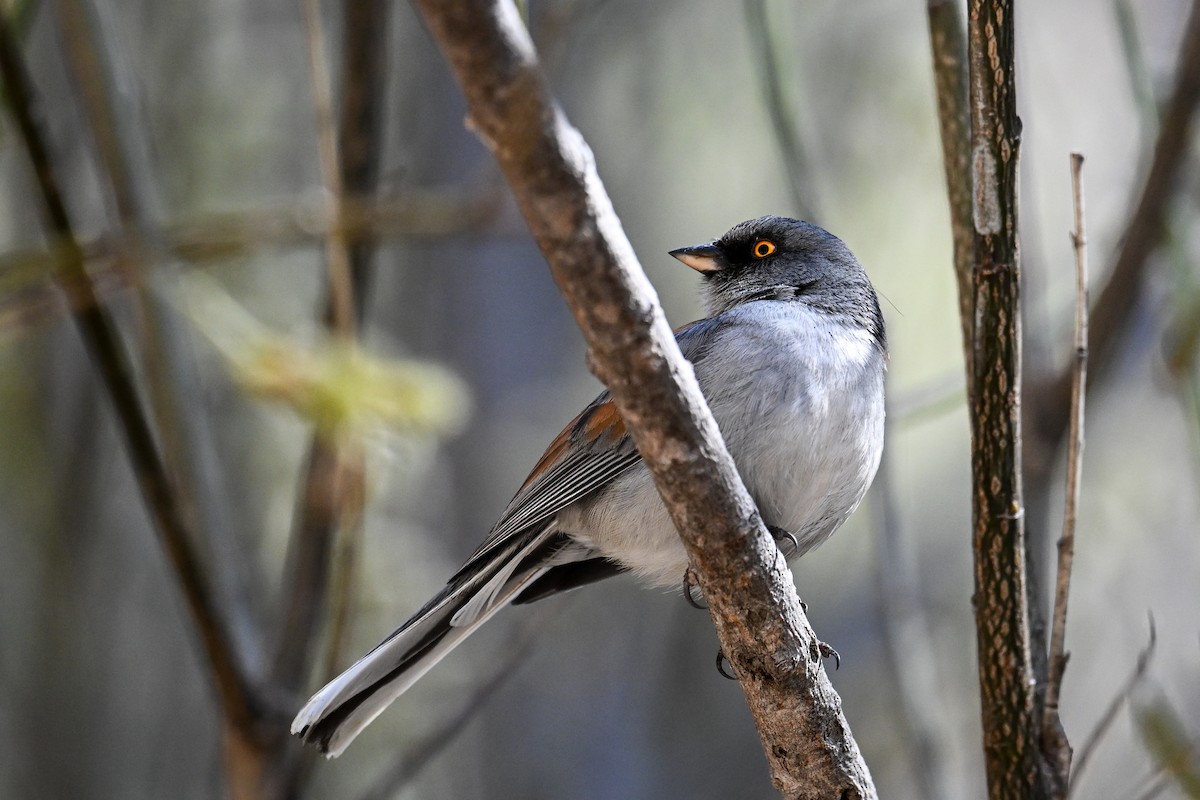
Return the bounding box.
[965,1,1055,797]
[410,1,876,797]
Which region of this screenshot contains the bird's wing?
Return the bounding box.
[454,317,722,575]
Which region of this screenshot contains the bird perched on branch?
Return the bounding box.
[293,215,887,756]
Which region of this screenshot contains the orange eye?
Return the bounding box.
[753,240,776,258]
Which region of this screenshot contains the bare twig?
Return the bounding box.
[0,192,502,340]
[1042,153,1090,785]
[48,0,264,671]
[316,0,391,685]
[271,0,382,697]
[742,0,819,222]
[1068,616,1157,797]
[0,7,261,733]
[302,0,356,340]
[410,1,876,796]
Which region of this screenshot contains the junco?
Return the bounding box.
[293,215,887,756]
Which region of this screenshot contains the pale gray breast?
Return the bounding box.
[697,302,886,553]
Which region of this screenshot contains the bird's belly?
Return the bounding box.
[556,467,687,588]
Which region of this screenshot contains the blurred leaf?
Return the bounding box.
[181,273,470,438]
[1136,698,1200,798]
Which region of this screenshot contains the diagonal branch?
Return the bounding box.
[409,2,875,797]
[0,8,261,733]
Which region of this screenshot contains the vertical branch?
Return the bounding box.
[302,0,356,341]
[47,0,263,664]
[332,0,389,324]
[272,0,390,716]
[927,0,975,388]
[1042,153,1089,790]
[965,1,1050,797]
[0,7,259,734]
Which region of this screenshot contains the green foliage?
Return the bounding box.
[1137,698,1200,798]
[182,273,470,439]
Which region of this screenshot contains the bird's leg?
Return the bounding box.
[767,525,800,558]
[682,568,707,609]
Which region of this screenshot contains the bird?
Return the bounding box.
[292,215,887,756]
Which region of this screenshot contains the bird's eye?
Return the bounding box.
[752,240,776,258]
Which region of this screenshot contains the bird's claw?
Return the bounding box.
[767,525,799,558]
[683,568,707,609]
[716,649,737,680]
[818,641,841,670]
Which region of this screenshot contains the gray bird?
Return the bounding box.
[293,215,887,756]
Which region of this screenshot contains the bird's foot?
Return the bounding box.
[767,525,799,558]
[818,640,841,670]
[715,649,737,680]
[682,568,707,609]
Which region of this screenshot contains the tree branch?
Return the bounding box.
[965,1,1053,796]
[1041,153,1090,790]
[271,0,387,699]
[272,5,388,794]
[409,1,875,796]
[0,7,262,736]
[0,191,502,341]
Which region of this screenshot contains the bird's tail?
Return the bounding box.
[291,528,556,756]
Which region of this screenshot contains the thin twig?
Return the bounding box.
[356,605,557,800]
[331,0,390,324]
[1043,152,1090,784]
[316,0,391,686]
[1068,615,1158,796]
[301,0,355,340]
[0,8,261,732]
[49,0,263,667]
[270,0,375,696]
[0,192,502,340]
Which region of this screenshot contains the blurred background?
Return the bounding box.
[0,0,1197,798]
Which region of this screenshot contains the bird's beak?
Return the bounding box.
[669,242,724,273]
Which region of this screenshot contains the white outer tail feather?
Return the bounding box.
[291,530,555,757]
